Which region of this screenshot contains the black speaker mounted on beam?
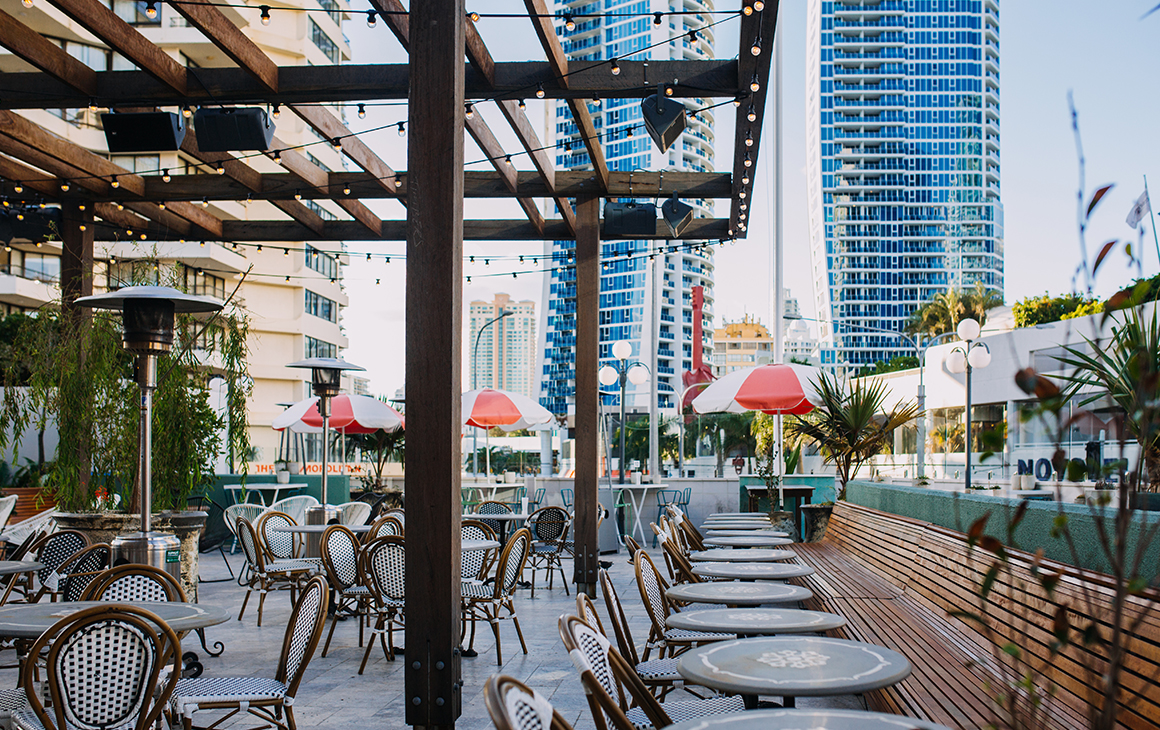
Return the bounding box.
[101,112,186,152]
[194,107,275,152]
[640,84,687,154]
[603,201,656,238]
[661,195,694,237]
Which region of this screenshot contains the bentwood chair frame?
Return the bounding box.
[167,576,329,730]
[26,530,89,603]
[473,501,514,537]
[358,536,406,673]
[558,614,744,730]
[55,542,112,603]
[363,515,404,543]
[484,675,577,730]
[665,506,704,551]
[224,503,267,556]
[526,507,570,598]
[236,517,314,627]
[634,551,732,660]
[0,529,46,605]
[461,520,497,583]
[81,564,186,603]
[319,525,371,657]
[461,528,531,665]
[255,511,302,564]
[651,521,704,586]
[597,569,687,698]
[18,604,181,730]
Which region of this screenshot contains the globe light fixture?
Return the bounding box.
[944,318,989,490]
[604,340,651,484]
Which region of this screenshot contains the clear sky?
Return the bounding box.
[336,2,1160,398]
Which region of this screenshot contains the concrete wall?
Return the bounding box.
[846,481,1160,580]
[531,476,742,532]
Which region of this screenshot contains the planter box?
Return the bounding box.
[54,511,207,601]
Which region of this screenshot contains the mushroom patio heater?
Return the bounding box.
[286,357,365,552]
[74,285,223,579]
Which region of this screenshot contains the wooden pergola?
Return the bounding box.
[0,0,778,726]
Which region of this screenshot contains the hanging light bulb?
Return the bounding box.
[366,10,377,27]
[741,174,750,185]
[754,1,765,10]
[201,197,208,207]
[743,152,752,167]
[259,5,271,25]
[397,122,406,136]
[332,138,342,150]
[504,155,513,166]
[116,203,124,211]
[750,73,760,92]
[747,104,757,122]
[216,164,225,174]
[273,150,282,164]
[394,178,402,188]
[739,190,747,199]
[88,98,99,113]
[60,182,70,192]
[469,11,480,22]
[564,14,575,31]
[610,58,620,75]
[653,12,661,25]
[283,248,289,257]
[564,140,572,152]
[294,189,302,201]
[257,245,263,252]
[366,252,371,261]
[750,33,762,57]
[145,1,157,19]
[158,201,166,209]
[182,105,193,118]
[687,28,696,43]
[536,84,545,99]
[272,104,281,119]
[745,129,753,147]
[162,169,171,182]
[464,102,474,120]
[21,0,32,8]
[343,186,351,195]
[12,184,22,194]
[357,104,366,119]
[742,5,753,15]
[626,126,634,138]
[518,99,526,111]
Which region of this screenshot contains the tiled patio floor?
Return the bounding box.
[0,546,862,729]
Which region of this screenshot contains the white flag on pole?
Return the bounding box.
[1127,189,1151,229]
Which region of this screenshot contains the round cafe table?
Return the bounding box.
[703,536,793,548]
[689,549,797,563]
[700,522,777,532]
[666,582,813,606]
[707,513,763,518]
[271,524,372,534]
[462,538,500,552]
[666,608,846,636]
[665,708,953,730]
[0,561,42,576]
[677,636,912,708]
[693,562,814,582]
[705,529,789,538]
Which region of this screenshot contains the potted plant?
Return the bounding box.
[0,263,252,599]
[274,459,291,484]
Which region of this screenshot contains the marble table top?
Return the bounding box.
[0,601,230,639]
[692,562,815,581]
[666,708,951,730]
[703,536,794,548]
[666,608,846,635]
[704,529,790,538]
[689,549,798,563]
[666,582,813,606]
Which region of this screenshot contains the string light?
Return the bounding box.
[357,104,366,119]
[294,190,302,201]
[273,150,282,164]
[162,169,171,182]
[366,9,377,27]
[536,84,545,99]
[366,253,371,261]
[742,5,753,15]
[504,155,512,166]
[331,138,342,151]
[60,182,69,192]
[610,58,621,75]
[182,105,193,118]
[21,0,32,8]
[687,29,697,43]
[750,32,762,56]
[259,5,270,24]
[750,73,760,92]
[464,102,474,120]
[745,130,753,147]
[158,201,167,210]
[343,186,351,195]
[216,164,225,174]
[257,245,263,252]
[747,105,757,123]
[564,14,575,30]
[653,12,662,24]
[396,122,406,136]
[283,248,289,257]
[272,104,281,119]
[741,174,750,185]
[88,98,99,113]
[145,1,157,19]
[12,184,22,194]
[518,99,526,111]
[754,1,765,10]
[743,152,752,167]
[201,197,209,207]
[376,279,380,285]
[468,11,480,22]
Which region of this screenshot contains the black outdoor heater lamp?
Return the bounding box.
[74,286,223,578]
[286,357,365,540]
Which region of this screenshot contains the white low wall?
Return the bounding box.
[530,476,742,532]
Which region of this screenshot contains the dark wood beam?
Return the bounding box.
[0,60,738,109]
[170,1,278,92]
[464,15,495,86]
[731,3,778,238]
[290,104,399,195]
[0,9,98,96]
[0,110,140,194]
[466,110,544,235]
[44,0,186,95]
[523,0,609,191]
[0,154,59,198]
[60,205,94,308]
[496,99,575,234]
[51,171,730,203]
[405,0,463,727]
[573,194,600,595]
[87,217,733,242]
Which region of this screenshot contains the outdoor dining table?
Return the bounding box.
[462,538,500,552]
[699,521,778,531]
[666,608,846,636]
[0,561,42,576]
[666,581,813,606]
[464,512,529,543]
[689,549,797,563]
[677,636,912,709]
[693,562,815,581]
[703,536,793,548]
[665,708,953,730]
[272,523,372,559]
[0,600,231,681]
[614,483,666,547]
[708,513,763,518]
[704,529,790,538]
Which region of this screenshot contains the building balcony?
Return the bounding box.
[0,268,58,309]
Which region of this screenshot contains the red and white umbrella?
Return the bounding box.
[272,394,404,434]
[462,388,553,432]
[691,364,822,415]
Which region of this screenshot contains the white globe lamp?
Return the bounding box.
[627,364,650,385]
[968,344,992,369]
[946,349,967,374]
[611,339,633,361]
[598,365,619,387]
[956,317,981,341]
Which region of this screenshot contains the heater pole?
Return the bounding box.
[137,354,156,534]
[320,397,330,505]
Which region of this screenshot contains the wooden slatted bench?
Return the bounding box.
[789,501,1160,730]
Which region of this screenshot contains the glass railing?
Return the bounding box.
[833,96,905,108]
[0,265,59,284]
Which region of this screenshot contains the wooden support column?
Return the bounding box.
[572,195,600,595]
[59,205,93,313]
[405,1,463,728]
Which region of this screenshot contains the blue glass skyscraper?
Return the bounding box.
[539,0,718,417]
[806,0,1003,367]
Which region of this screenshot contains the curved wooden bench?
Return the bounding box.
[791,501,1160,730]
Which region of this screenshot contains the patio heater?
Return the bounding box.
[74,286,223,579]
[286,357,365,551]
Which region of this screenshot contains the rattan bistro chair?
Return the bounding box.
[598,569,685,696]
[526,507,570,598]
[358,536,406,673]
[236,517,314,627]
[364,515,404,543]
[462,520,497,583]
[484,675,576,730]
[26,530,89,603]
[81,564,186,603]
[168,576,329,730]
[461,528,531,665]
[474,501,514,535]
[223,503,266,555]
[320,525,371,657]
[256,511,302,563]
[559,614,744,730]
[55,543,112,603]
[14,605,181,730]
[634,552,732,660]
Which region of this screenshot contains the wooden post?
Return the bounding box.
[573,194,600,595]
[405,1,464,727]
[59,204,93,312]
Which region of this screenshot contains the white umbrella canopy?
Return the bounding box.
[692,363,823,415]
[461,388,554,432]
[272,394,404,433]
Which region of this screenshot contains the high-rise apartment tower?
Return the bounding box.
[806,0,1003,367]
[470,294,538,400]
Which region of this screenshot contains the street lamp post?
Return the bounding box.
[471,309,513,475]
[945,318,991,490]
[599,340,650,484]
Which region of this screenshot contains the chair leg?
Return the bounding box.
[529,561,537,599]
[509,603,528,655]
[358,616,381,675]
[286,706,298,730]
[490,618,503,666]
[238,589,251,621]
[321,613,340,658]
[256,588,268,627]
[558,560,570,596]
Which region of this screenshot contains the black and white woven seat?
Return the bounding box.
[81,564,186,603]
[473,500,513,535]
[0,687,29,730]
[320,524,370,656]
[461,520,497,583]
[484,675,577,730]
[167,577,328,730]
[16,605,180,730]
[236,517,312,627]
[597,570,689,695]
[634,552,731,659]
[55,543,112,603]
[559,614,744,730]
[26,530,89,603]
[358,536,406,673]
[255,511,307,566]
[526,507,570,598]
[364,515,403,543]
[461,528,531,665]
